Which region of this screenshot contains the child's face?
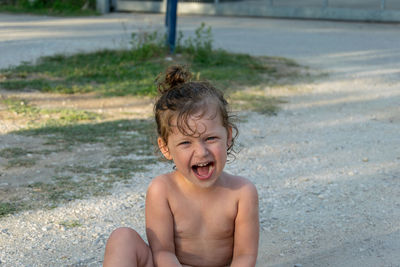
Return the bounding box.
[158,107,232,189]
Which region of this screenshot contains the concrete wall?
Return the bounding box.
[113,0,400,22]
[96,0,110,13]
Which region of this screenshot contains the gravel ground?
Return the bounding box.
[1,13,400,266]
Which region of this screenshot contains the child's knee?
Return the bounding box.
[108,227,150,251]
[106,227,153,266]
[106,228,143,255]
[108,227,142,245]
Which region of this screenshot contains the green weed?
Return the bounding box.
[58,220,82,228]
[177,22,213,64]
[20,119,155,149]
[130,30,167,61]
[0,147,27,158]
[60,165,101,175]
[0,146,58,170]
[23,156,157,208]
[29,178,83,204]
[108,158,158,177]
[230,91,287,115]
[6,157,37,169]
[28,174,111,205]
[1,97,101,127]
[0,147,39,169]
[0,0,98,16]
[0,202,18,217]
[1,98,40,116]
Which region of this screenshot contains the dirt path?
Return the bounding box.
[0,13,399,266]
[252,74,400,266]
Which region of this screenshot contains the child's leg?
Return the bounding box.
[103,227,153,267]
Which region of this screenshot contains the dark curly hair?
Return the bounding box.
[154,65,238,159]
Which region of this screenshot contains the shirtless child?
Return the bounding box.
[103,65,259,267]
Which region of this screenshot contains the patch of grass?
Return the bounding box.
[1,98,40,116]
[271,56,300,67]
[0,49,282,97]
[0,119,157,212]
[1,119,158,211]
[0,119,156,213]
[0,147,39,169]
[0,24,300,101]
[108,158,159,179]
[28,179,80,206]
[230,91,287,115]
[28,175,100,205]
[191,52,277,92]
[25,157,157,207]
[6,157,37,169]
[0,147,27,158]
[58,220,82,228]
[0,51,165,96]
[0,0,98,16]
[130,30,167,61]
[1,97,101,127]
[19,119,155,150]
[60,164,102,175]
[0,146,56,170]
[0,202,18,217]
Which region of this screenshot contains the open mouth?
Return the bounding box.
[192,162,215,180]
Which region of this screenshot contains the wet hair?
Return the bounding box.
[154,65,238,159]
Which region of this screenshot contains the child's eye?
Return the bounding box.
[178,141,190,146]
[206,136,217,141]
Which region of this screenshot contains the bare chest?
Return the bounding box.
[169,194,237,240]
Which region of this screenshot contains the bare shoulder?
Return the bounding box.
[224,173,258,191]
[223,173,258,199]
[147,173,174,198]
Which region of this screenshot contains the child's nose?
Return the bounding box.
[194,142,209,156]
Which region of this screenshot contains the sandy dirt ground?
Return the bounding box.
[0,13,399,266]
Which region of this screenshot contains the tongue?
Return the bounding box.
[197,165,209,177]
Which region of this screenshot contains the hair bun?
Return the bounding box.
[157,65,192,94]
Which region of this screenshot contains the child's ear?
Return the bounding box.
[158,137,172,160]
[227,126,233,148]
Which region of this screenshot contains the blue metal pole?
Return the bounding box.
[165,0,171,27]
[381,0,386,10]
[166,0,178,53]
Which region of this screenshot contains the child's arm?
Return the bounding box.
[146,177,181,267]
[231,181,259,267]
